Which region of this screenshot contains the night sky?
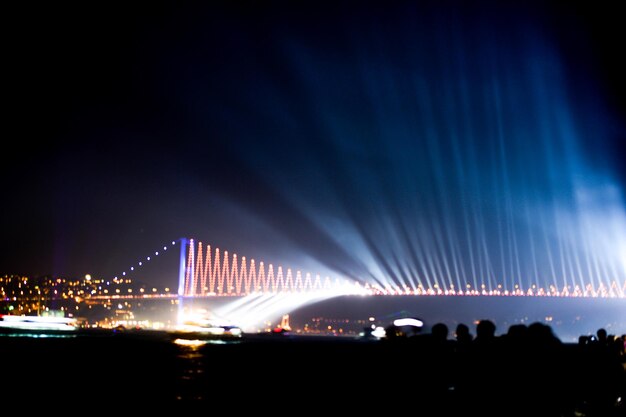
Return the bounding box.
[3,1,625,290]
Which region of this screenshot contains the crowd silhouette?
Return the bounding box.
[383,320,626,416]
[4,317,623,410]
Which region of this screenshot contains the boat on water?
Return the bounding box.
[0,314,78,332]
[169,316,243,341]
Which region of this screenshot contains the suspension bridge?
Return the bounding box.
[112,238,626,298]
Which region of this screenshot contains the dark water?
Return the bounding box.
[2,330,624,415]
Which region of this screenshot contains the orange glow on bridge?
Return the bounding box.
[180,240,626,298]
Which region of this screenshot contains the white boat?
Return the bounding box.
[0,314,78,331]
[171,317,243,339]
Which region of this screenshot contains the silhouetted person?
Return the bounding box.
[505,323,527,343]
[474,319,497,345]
[454,323,473,346]
[578,327,625,416]
[431,322,449,343]
[449,323,473,413]
[417,323,454,409]
[596,327,608,346]
[523,322,571,414]
[463,320,507,414]
[527,322,562,348]
[579,334,592,345]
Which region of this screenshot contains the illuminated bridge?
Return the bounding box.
[114,238,626,299]
[181,238,359,296]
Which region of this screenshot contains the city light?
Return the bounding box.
[393,318,424,327]
[371,327,386,338]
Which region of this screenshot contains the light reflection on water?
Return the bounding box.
[175,341,205,400]
[0,332,78,339]
[173,338,240,347]
[173,337,242,400]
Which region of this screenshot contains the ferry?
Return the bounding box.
[170,316,243,340]
[0,314,78,332]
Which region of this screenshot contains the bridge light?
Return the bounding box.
[122,272,126,276]
[139,262,142,266]
[155,252,159,256]
[172,241,175,245]
[147,257,151,261]
[130,267,134,271]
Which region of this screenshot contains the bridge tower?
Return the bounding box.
[177,237,189,324]
[177,237,188,296]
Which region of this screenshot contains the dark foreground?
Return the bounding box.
[2,330,625,416]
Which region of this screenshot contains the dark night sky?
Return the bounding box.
[2,1,625,290]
